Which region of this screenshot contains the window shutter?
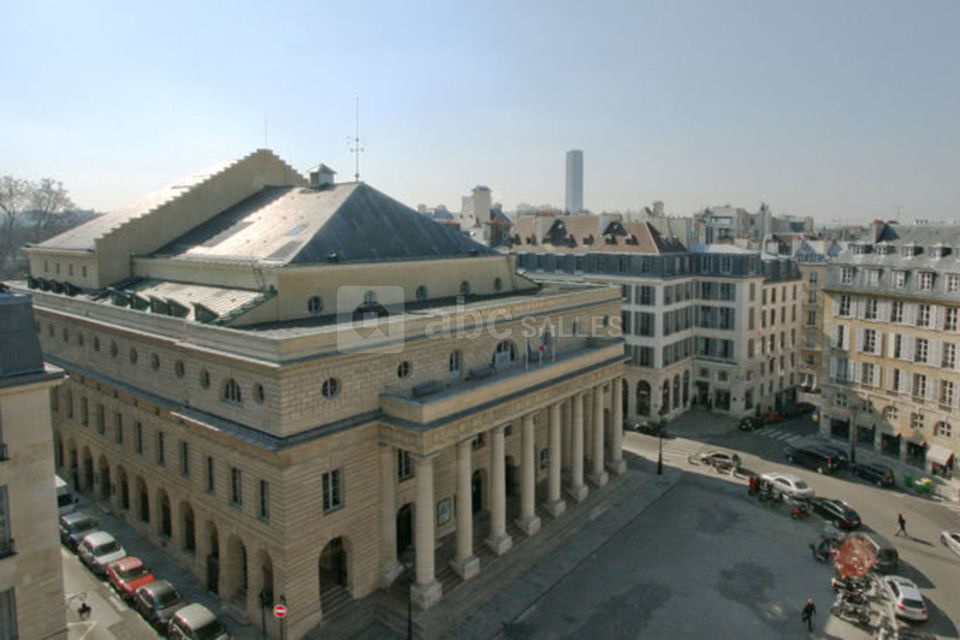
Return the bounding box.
[885,367,895,390]
[852,361,862,384]
[856,328,864,352]
[832,295,839,316]
[829,357,837,379]
[857,297,865,319]
[904,335,915,361]
[907,303,918,326]
[932,305,941,329]
[842,327,850,351]
[931,341,943,369]
[885,333,894,358]
[832,325,840,348]
[903,372,913,396]
[878,300,890,321]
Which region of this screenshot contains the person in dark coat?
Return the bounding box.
[802,598,816,631]
[896,512,907,537]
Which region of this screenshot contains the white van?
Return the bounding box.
[56,475,77,516]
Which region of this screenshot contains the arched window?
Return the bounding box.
[307,296,324,315]
[199,369,210,389]
[363,290,378,305]
[934,421,952,438]
[129,348,138,364]
[223,379,242,405]
[636,381,651,417]
[661,381,670,415]
[449,350,463,379]
[493,277,503,292]
[682,370,690,406]
[151,354,160,371]
[673,375,681,410]
[493,340,517,366]
[415,285,428,303]
[110,341,118,358]
[397,361,412,378]
[460,281,471,296]
[253,383,265,405]
[174,360,185,378]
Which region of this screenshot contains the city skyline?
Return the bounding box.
[3,1,960,223]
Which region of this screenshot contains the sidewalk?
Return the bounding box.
[72,493,261,639]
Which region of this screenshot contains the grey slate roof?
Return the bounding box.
[153,182,497,265]
[0,291,62,387]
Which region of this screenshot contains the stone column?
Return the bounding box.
[545,402,566,517]
[583,391,593,470]
[379,444,402,587]
[411,454,442,609]
[566,393,589,502]
[608,378,626,475]
[486,425,513,555]
[590,385,609,487]
[451,439,479,579]
[515,414,542,536]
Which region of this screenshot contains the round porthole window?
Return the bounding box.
[321,378,341,398]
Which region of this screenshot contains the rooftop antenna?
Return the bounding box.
[263,117,268,148]
[348,97,365,182]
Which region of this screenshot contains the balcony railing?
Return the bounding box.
[0,538,15,559]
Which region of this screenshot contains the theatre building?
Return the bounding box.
[16,150,625,638]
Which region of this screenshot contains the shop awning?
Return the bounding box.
[927,444,955,466]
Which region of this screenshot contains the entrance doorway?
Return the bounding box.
[505,456,517,497]
[396,503,413,556]
[319,537,347,595]
[471,470,483,513]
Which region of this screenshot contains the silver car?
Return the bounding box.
[941,531,960,557]
[759,472,815,499]
[882,575,928,622]
[78,531,126,576]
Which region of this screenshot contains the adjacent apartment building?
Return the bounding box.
[16,150,625,638]
[819,223,959,479]
[509,215,802,423]
[0,288,67,640]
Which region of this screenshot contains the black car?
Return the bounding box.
[738,416,763,431]
[133,580,185,629]
[784,445,839,474]
[807,442,849,469]
[784,403,816,419]
[58,512,100,552]
[852,462,896,488]
[811,497,861,529]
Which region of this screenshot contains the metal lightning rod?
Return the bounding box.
[349,97,364,182]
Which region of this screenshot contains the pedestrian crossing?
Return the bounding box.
[753,427,806,445]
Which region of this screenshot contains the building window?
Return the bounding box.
[180,441,190,477]
[259,480,270,521]
[948,275,960,293]
[891,301,904,323]
[156,431,165,465]
[449,350,463,378]
[835,394,848,408]
[93,336,100,352]
[838,295,851,316]
[307,296,324,315]
[806,310,816,326]
[200,369,210,389]
[539,448,549,470]
[940,381,955,408]
[174,360,185,379]
[911,413,925,430]
[919,272,934,290]
[96,404,105,434]
[206,456,215,493]
[150,354,160,371]
[321,378,340,398]
[917,304,931,327]
[863,329,877,354]
[110,341,118,358]
[894,270,907,288]
[129,348,138,364]
[841,267,855,284]
[883,406,898,421]
[749,283,756,301]
[114,412,123,444]
[231,467,242,506]
[398,450,414,481]
[472,433,485,450]
[253,383,265,405]
[945,308,959,331]
[0,585,17,639]
[416,285,428,302]
[913,374,927,399]
[397,361,412,378]
[935,421,952,438]
[459,281,471,296]
[747,339,754,358]
[864,298,878,320]
[943,343,957,369]
[82,265,87,278]
[80,397,89,426]
[915,338,928,363]
[223,379,242,405]
[493,277,503,291]
[861,362,875,386]
[322,468,344,513]
[868,269,880,286]
[808,290,817,304]
[135,422,143,454]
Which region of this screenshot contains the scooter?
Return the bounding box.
[810,541,837,563]
[830,594,871,625]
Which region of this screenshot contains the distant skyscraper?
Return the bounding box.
[565,149,583,215]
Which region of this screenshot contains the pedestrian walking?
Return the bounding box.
[802,598,816,632]
[895,513,907,537]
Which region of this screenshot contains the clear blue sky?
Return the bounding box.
[3,0,959,223]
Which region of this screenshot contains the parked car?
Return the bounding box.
[810,497,861,530]
[852,462,896,488]
[168,603,230,640]
[59,512,100,552]
[941,531,960,556]
[698,450,741,469]
[761,410,783,423]
[133,580,185,630]
[783,445,839,474]
[844,531,899,573]
[759,472,815,499]
[784,402,816,419]
[738,416,763,431]
[807,441,849,469]
[78,531,126,577]
[882,575,928,621]
[107,556,155,601]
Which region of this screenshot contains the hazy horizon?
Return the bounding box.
[3,0,959,224]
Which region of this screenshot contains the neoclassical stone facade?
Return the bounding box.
[18,150,626,638]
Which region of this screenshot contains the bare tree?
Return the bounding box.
[0,175,31,269]
[30,177,74,240]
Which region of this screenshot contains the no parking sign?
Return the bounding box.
[273,603,288,619]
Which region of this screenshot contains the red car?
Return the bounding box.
[106,556,155,600]
[761,410,783,423]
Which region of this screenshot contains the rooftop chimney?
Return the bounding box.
[309,164,337,189]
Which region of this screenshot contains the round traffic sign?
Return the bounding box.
[273,603,288,619]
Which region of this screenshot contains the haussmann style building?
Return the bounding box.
[14,150,626,638]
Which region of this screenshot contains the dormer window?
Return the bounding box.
[605,235,617,245]
[841,267,855,284]
[584,235,594,246]
[901,246,913,257]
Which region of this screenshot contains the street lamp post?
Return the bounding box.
[657,405,667,476]
[401,558,414,640]
[849,403,860,466]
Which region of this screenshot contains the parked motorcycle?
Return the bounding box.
[810,542,837,563]
[830,595,871,625]
[832,576,871,594]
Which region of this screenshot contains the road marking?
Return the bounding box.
[67,621,97,640]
